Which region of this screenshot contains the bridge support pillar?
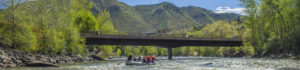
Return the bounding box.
[168,48,172,60]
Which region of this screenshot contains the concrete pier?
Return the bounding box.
[168,48,172,60]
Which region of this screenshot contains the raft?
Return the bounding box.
[126,61,155,65]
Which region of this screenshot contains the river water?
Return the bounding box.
[6,57,300,70]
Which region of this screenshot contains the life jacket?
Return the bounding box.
[146,56,150,61]
[151,56,156,61]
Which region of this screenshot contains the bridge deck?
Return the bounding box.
[82,34,243,48]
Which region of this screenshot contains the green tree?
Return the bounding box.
[187,20,238,38]
[97,10,119,34]
[0,0,100,55]
[185,20,241,57]
[241,0,299,56]
[116,48,121,57]
[74,11,98,33]
[97,45,114,59]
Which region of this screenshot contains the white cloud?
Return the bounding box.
[215,6,246,15]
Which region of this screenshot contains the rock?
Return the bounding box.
[57,61,65,64]
[76,55,83,58]
[278,54,292,58]
[39,58,48,63]
[22,55,36,63]
[0,47,91,68]
[0,54,11,63]
[91,55,104,60]
[202,62,213,66]
[0,63,4,67]
[11,57,22,66]
[0,50,4,55]
[8,63,16,67]
[108,56,113,59]
[64,56,72,63]
[26,61,59,67]
[48,58,56,64]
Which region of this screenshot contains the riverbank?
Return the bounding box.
[0,47,92,68]
[6,57,300,70]
[1,47,298,68]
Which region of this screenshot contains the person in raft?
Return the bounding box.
[151,55,156,63]
[146,55,151,63]
[137,56,142,61]
[127,54,133,61]
[142,56,146,63]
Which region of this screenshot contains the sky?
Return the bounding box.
[118,0,246,15]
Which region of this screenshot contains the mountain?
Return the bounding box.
[1,0,240,33]
[180,6,215,25]
[93,0,241,33]
[135,2,200,30]
[92,0,155,32]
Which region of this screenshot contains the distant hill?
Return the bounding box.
[135,2,200,31]
[92,0,241,33]
[92,0,155,33]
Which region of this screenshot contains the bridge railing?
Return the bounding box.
[81,33,243,41]
[83,31,189,38]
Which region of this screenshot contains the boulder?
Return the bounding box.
[0,47,91,68]
[8,62,16,67]
[0,53,11,63]
[57,61,65,64]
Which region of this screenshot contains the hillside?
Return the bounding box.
[92,0,240,33]
[92,0,155,32]
[135,2,199,30]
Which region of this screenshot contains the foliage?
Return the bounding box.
[0,0,118,56]
[97,45,114,59]
[96,10,120,34]
[241,0,299,56]
[115,48,121,56]
[181,20,245,57]
[187,20,238,38]
[74,10,98,33]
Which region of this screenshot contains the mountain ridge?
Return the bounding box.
[3,0,241,33]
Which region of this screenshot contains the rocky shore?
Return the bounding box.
[0,47,92,68]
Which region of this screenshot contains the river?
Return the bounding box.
[6,57,300,70]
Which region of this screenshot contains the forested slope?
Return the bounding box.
[0,0,119,55]
[92,0,241,32]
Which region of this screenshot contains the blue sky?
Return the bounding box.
[118,0,246,15]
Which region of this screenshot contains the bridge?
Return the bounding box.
[81,33,243,59]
